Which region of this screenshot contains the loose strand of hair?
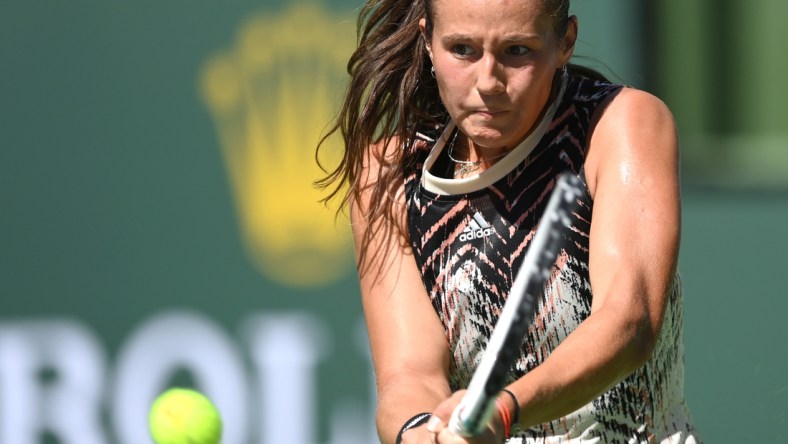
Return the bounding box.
[315,0,430,277]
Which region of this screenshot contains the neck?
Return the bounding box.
[466,140,509,163]
[447,130,510,178]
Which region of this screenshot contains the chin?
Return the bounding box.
[463,124,516,149]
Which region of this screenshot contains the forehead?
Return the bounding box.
[431,0,553,34]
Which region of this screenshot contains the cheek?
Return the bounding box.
[510,66,553,102]
[435,66,471,105]
[501,71,536,108]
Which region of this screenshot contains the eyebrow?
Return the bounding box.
[440,33,542,44]
[502,34,542,43]
[440,34,472,44]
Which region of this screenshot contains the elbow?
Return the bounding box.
[633,323,658,367]
[609,288,666,371]
[603,301,662,374]
[627,314,661,370]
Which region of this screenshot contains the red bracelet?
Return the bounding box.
[495,397,512,438]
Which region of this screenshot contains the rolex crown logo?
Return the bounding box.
[199,4,355,287]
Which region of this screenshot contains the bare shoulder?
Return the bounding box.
[585,87,679,197]
[606,86,672,112]
[357,135,407,195]
[604,87,675,132]
[365,135,404,166]
[352,134,410,241]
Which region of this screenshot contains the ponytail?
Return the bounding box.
[316,0,441,276]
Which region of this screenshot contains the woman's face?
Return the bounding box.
[421,0,575,150]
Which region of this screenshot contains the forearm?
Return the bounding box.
[376,372,450,443]
[510,304,655,429]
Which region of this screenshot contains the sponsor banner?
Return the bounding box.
[0,311,376,443]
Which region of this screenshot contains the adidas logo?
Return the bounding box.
[459,212,495,242]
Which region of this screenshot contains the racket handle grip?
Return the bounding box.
[448,394,496,437]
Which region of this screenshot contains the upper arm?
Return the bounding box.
[351,143,451,398]
[584,88,681,343]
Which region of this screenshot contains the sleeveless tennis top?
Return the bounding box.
[403,72,701,443]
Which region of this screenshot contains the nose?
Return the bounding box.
[476,53,505,96]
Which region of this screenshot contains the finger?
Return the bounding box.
[430,390,466,431]
[435,427,470,444]
[426,414,444,434]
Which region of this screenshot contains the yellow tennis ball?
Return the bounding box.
[149,388,222,444]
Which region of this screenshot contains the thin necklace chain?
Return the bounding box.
[446,128,508,176]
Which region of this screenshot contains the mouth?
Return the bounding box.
[472,109,509,119]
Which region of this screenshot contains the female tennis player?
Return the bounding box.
[317,0,701,442]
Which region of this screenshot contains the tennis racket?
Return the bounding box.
[448,172,584,437]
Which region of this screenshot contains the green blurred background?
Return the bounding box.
[1,0,785,443]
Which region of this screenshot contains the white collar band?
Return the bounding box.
[422,77,567,195]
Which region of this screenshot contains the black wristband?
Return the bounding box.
[395,412,432,444]
[500,389,520,427]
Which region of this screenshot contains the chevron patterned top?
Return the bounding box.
[403,72,700,443]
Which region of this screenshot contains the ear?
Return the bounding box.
[558,15,578,66]
[418,18,433,62]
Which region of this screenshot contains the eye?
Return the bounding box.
[506,45,531,57]
[450,44,475,57]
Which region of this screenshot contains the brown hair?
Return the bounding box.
[316,0,590,275]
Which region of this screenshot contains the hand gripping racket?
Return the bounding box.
[448,172,584,437]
